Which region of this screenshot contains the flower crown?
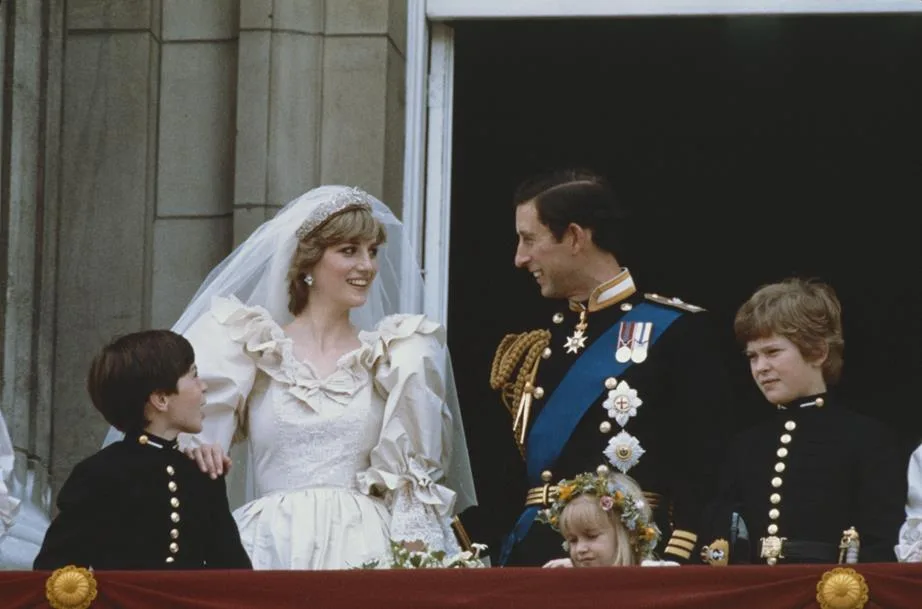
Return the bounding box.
[536,472,661,561]
[295,186,372,240]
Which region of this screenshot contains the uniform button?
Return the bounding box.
[784,421,796,431]
[620,302,632,312]
[604,377,618,390]
[542,347,552,359]
[138,435,149,445]
[168,481,178,492]
[770,493,781,504]
[170,497,180,508]
[171,512,181,523]
[599,421,612,433]
[169,542,179,554]
[170,529,179,539]
[166,465,175,476]
[165,557,175,564]
[767,557,777,566]
[774,462,786,473]
[815,397,825,407]
[552,313,564,324]
[769,508,780,520]
[771,477,783,488]
[533,387,545,399]
[776,447,788,458]
[541,470,553,483]
[780,434,792,444]
[596,464,610,476]
[767,524,778,535]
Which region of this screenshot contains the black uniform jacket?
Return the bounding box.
[703,393,906,564]
[472,274,733,566]
[34,431,252,571]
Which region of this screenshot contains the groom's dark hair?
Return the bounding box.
[513,168,633,260]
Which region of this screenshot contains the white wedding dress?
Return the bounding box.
[180,296,461,569]
[896,444,922,562]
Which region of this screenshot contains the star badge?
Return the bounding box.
[564,330,587,354]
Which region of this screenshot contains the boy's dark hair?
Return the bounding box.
[513,168,633,259]
[87,330,195,433]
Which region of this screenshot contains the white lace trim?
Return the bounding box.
[388,485,460,554]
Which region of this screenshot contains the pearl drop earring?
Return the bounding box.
[304,274,314,287]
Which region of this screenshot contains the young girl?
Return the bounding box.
[538,471,668,567]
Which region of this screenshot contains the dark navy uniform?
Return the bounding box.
[34,431,251,571]
[477,271,733,566]
[701,393,906,565]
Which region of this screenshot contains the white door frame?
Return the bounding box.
[402,0,922,322]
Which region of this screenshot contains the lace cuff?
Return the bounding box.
[896,518,922,562]
[358,455,456,517]
[388,484,460,554]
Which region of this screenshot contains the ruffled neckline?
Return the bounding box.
[208,296,439,413]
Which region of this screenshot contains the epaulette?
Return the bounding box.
[644,293,706,313]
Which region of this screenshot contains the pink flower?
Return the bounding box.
[600,496,614,511]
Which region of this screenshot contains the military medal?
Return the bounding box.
[603,430,645,473]
[630,322,653,363]
[564,309,589,354]
[602,379,643,427]
[615,321,633,363]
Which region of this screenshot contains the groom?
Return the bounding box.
[470,169,734,566]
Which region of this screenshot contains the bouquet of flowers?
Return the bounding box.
[359,539,488,569]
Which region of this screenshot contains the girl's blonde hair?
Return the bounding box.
[557,473,650,566]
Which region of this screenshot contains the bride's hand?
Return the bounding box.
[542,558,574,568]
[185,444,231,479]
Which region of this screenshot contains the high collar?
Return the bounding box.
[776,392,829,413]
[127,430,179,450]
[568,268,636,314]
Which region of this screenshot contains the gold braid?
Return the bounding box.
[489,330,551,454]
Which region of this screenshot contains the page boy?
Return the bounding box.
[34,330,251,570]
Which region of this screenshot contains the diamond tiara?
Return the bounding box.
[295,187,373,240]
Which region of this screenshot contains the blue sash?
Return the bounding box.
[499,301,683,565]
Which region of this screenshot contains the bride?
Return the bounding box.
[106,186,476,569]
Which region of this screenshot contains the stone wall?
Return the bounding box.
[0,0,408,509]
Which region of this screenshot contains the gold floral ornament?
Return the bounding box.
[816,567,869,609]
[45,565,97,609]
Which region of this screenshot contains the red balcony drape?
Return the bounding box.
[8,563,922,609]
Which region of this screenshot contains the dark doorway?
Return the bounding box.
[447,15,922,497]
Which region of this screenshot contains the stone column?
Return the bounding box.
[235,0,325,241]
[150,0,238,327]
[0,0,65,516]
[321,0,407,215]
[235,0,407,240]
[53,0,163,487]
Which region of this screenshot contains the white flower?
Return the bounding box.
[603,430,645,473]
[602,380,643,427]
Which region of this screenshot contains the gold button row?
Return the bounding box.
[166,464,180,563]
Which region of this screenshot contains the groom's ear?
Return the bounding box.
[565,223,592,253]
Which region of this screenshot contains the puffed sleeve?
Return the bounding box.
[0,413,21,538]
[357,314,459,552]
[896,444,922,562]
[179,296,262,453]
